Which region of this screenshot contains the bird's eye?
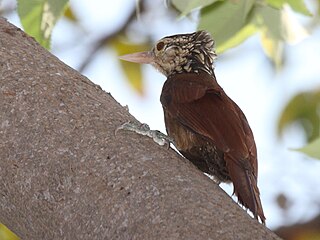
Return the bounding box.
[156,41,165,51]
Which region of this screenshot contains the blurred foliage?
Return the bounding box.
[63,5,77,22]
[111,37,151,95]
[278,90,320,159]
[171,0,218,16]
[278,91,319,141]
[275,214,320,240]
[16,0,312,66]
[266,0,312,16]
[0,223,19,240]
[14,0,313,90]
[199,0,255,51]
[294,137,320,160]
[172,0,310,68]
[17,0,69,49]
[256,4,286,69]
[275,193,292,211]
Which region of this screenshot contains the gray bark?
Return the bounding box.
[0,18,280,239]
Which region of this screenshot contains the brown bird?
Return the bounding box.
[119,30,266,224]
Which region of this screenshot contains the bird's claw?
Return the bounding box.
[115,121,174,148]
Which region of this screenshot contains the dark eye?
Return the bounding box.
[156,41,165,51]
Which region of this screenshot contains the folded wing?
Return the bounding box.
[161,72,265,223]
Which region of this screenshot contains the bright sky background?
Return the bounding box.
[2,0,320,229]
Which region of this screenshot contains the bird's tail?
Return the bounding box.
[226,155,266,224]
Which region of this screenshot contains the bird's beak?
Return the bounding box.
[119,51,154,64]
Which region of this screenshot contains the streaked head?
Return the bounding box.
[120,31,216,77]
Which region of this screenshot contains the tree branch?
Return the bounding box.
[0,18,280,240]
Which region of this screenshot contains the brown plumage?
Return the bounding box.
[120,31,266,224]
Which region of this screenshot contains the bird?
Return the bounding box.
[119,30,266,224]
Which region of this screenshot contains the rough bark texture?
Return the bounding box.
[0,18,281,239]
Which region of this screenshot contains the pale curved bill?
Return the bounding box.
[119,51,154,64]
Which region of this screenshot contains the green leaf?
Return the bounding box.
[260,29,284,69]
[64,5,77,22]
[198,0,256,48]
[266,0,312,16]
[112,38,151,95]
[278,91,320,142]
[255,4,283,40]
[0,223,20,240]
[17,0,69,49]
[265,0,284,9]
[256,3,309,42]
[293,137,320,160]
[287,0,310,14]
[171,0,220,16]
[254,4,308,66]
[216,23,257,53]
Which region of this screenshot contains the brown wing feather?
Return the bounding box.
[161,72,265,223]
[162,72,251,159]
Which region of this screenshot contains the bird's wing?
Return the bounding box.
[161,72,265,222]
[161,73,256,171]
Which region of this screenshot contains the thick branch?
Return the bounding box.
[0,18,280,240]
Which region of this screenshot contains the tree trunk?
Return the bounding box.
[0,17,280,240]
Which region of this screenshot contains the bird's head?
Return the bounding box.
[120,31,217,77]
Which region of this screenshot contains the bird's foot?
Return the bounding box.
[115,121,174,148]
